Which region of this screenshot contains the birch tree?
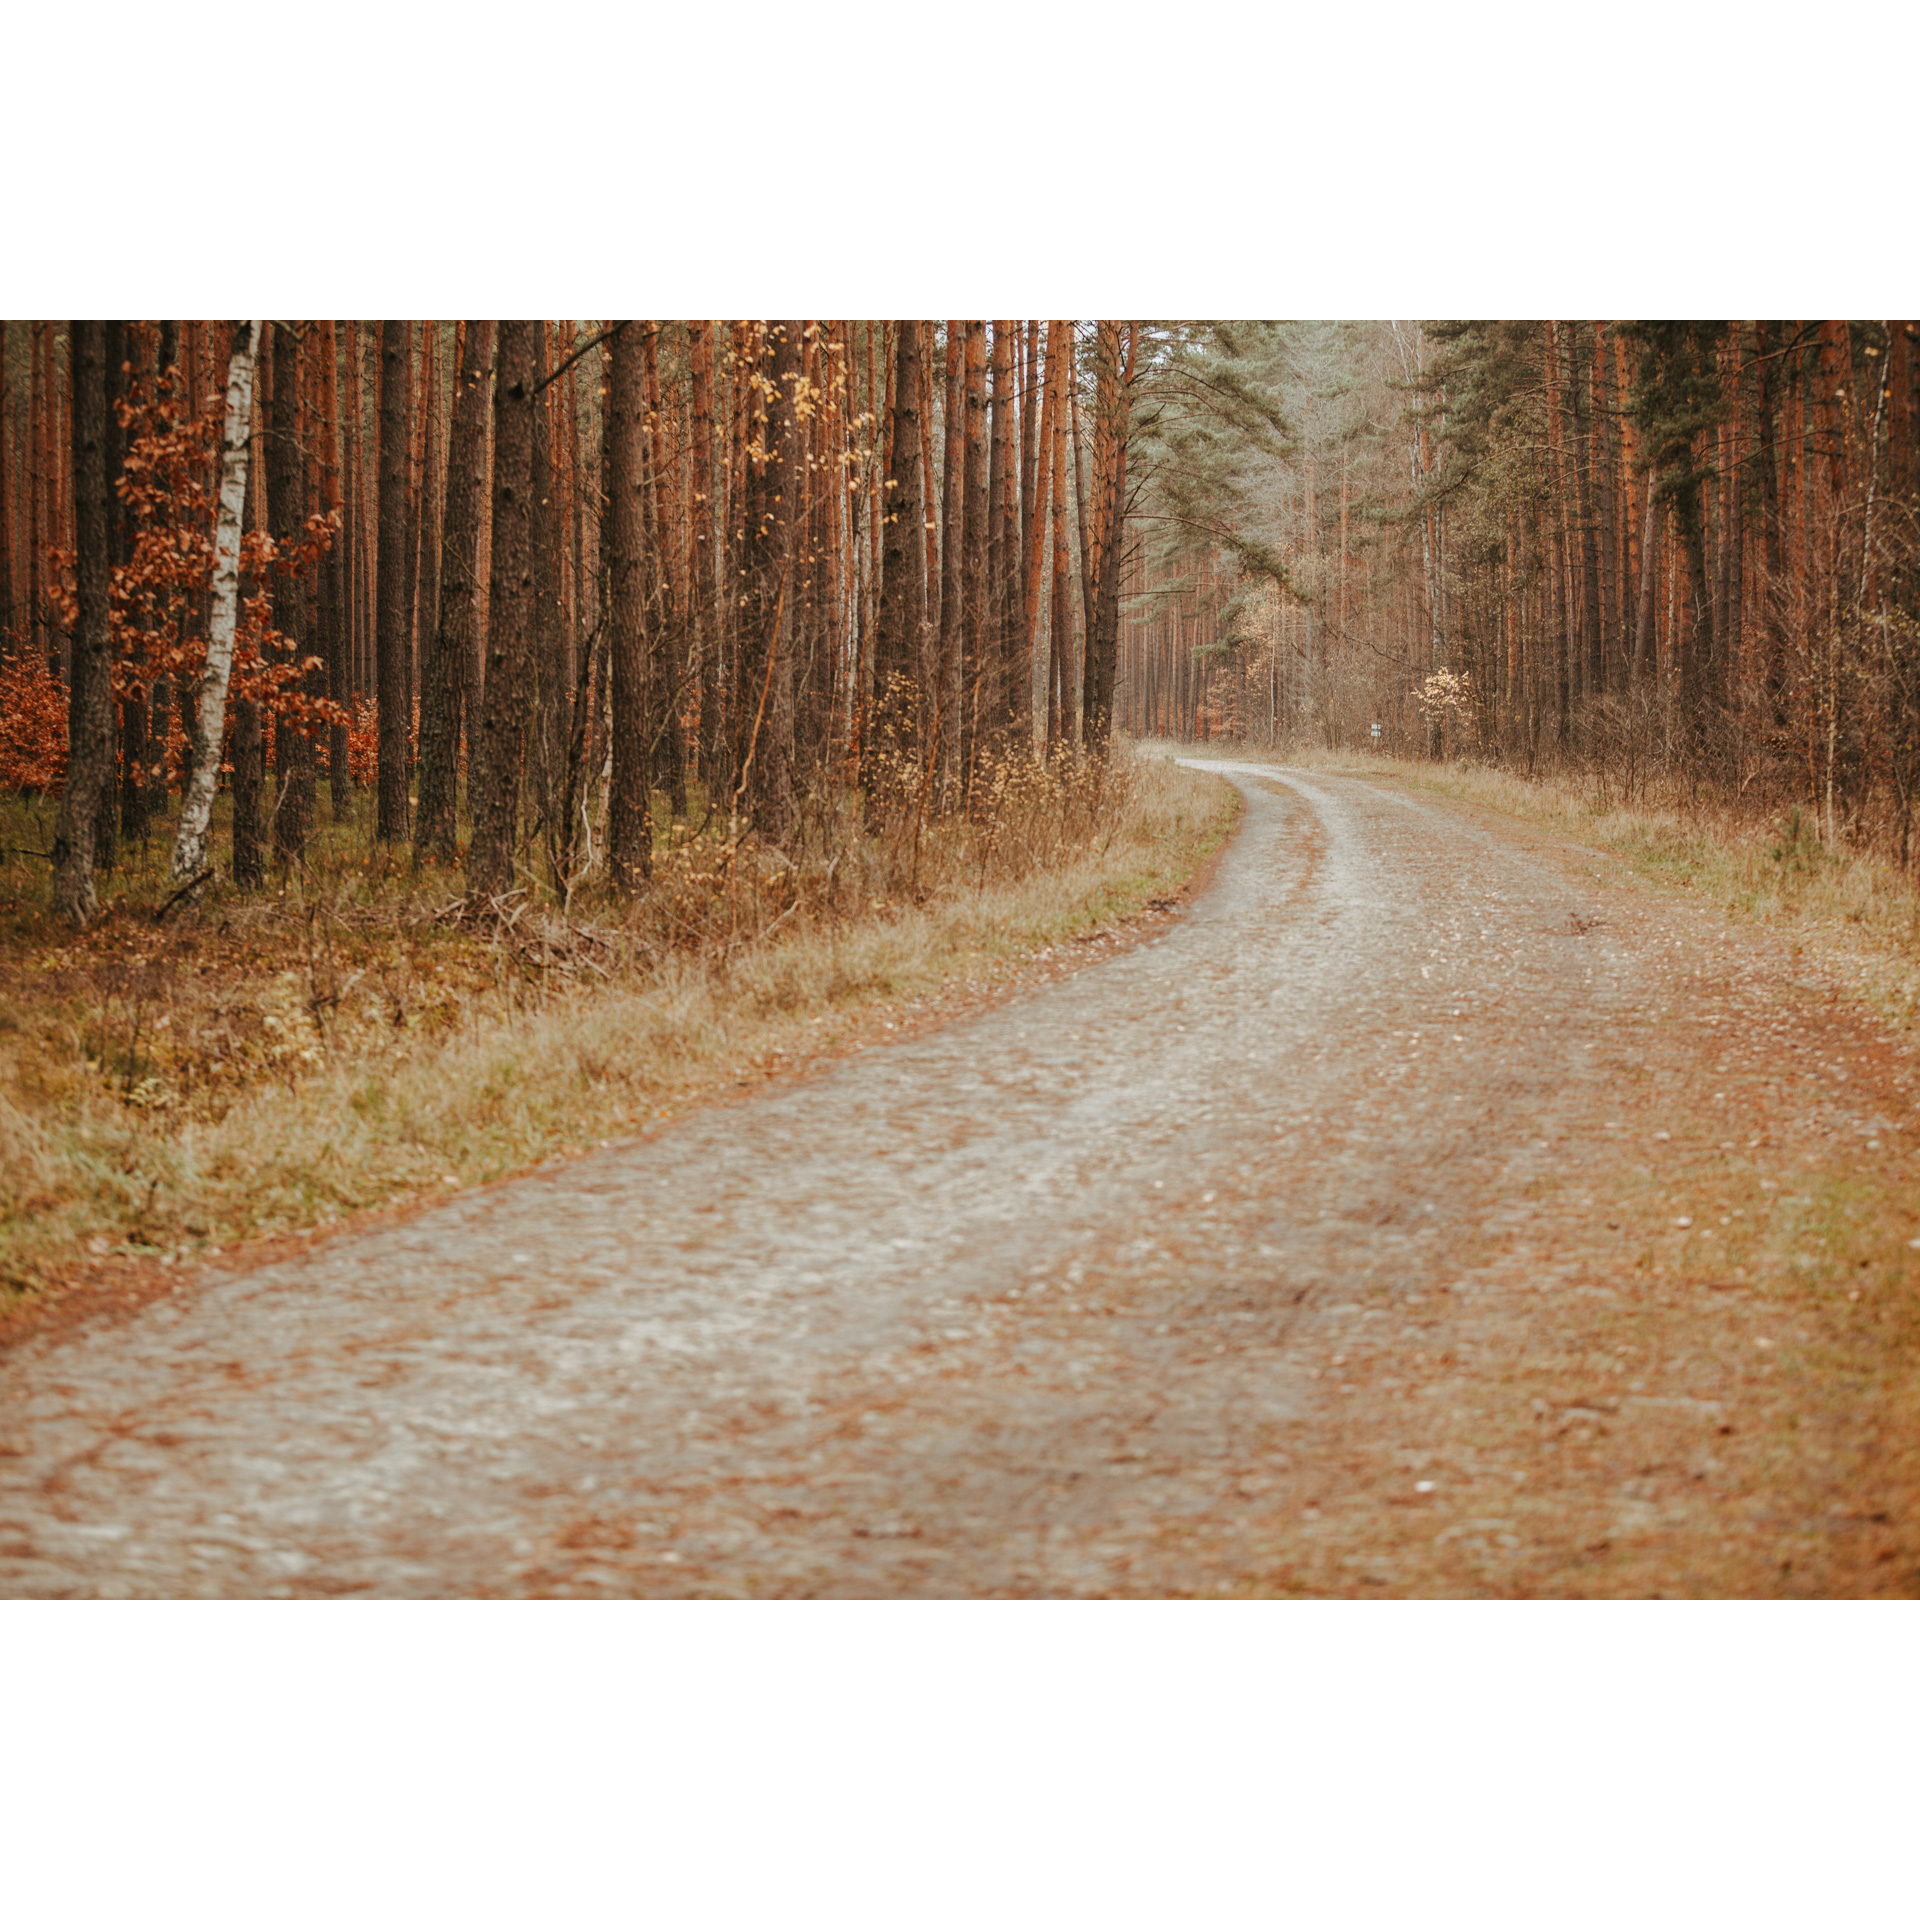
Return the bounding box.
[170,320,262,883]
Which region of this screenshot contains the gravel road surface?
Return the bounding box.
[4,763,1914,1596]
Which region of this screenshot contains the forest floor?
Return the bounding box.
[0,751,1230,1323]
[2,758,1917,1596]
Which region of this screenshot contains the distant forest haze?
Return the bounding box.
[4,319,1918,927]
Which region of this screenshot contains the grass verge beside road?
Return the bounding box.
[0,749,1238,1322]
[1170,741,1920,1034]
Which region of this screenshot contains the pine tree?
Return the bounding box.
[866,315,925,813]
[415,320,492,867]
[606,318,651,892]
[375,320,413,840]
[52,320,111,925]
[468,321,537,898]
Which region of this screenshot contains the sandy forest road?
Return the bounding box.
[4,764,1917,1597]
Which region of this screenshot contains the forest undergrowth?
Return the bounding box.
[0,748,1235,1315]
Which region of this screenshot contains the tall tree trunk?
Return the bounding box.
[937,322,966,788]
[688,321,721,791]
[606,319,651,892]
[1754,324,1788,717]
[1593,322,1620,691]
[739,322,803,837]
[1070,328,1096,663]
[53,321,111,925]
[987,321,1016,750]
[1084,321,1136,752]
[316,321,350,820]
[642,322,688,815]
[170,323,262,883]
[401,323,424,730]
[105,321,147,849]
[144,327,179,828]
[959,321,990,787]
[0,321,12,647]
[88,324,124,874]
[415,320,492,866]
[1545,322,1571,739]
[1047,321,1073,749]
[30,324,50,674]
[1572,323,1604,701]
[917,323,940,721]
[1019,319,1040,612]
[525,325,567,852]
[416,322,446,756]
[467,322,537,899]
[865,315,926,815]
[375,320,412,840]
[337,324,362,789]
[1018,321,1056,748]
[269,321,315,863]
[230,358,267,892]
[1673,475,1714,733]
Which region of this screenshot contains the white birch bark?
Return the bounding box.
[170,320,262,882]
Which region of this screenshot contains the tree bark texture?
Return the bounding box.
[53,321,111,926]
[268,320,314,863]
[467,321,537,899]
[375,319,412,841]
[170,323,262,883]
[605,319,651,892]
[415,320,492,867]
[865,315,926,813]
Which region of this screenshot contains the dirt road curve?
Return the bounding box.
[4,764,1916,1597]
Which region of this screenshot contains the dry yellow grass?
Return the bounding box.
[1166,740,1920,1034]
[0,749,1237,1310]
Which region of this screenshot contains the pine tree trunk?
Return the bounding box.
[415,320,492,866]
[1084,322,1136,752]
[0,321,12,647]
[606,319,651,891]
[314,321,350,819]
[52,321,111,925]
[937,323,965,788]
[738,322,803,836]
[688,321,721,791]
[1572,324,1604,701]
[1069,328,1096,665]
[416,322,446,751]
[268,321,315,862]
[1019,321,1056,748]
[30,324,49,673]
[1593,322,1620,691]
[375,320,412,840]
[230,362,268,892]
[864,315,926,816]
[987,322,1016,750]
[468,322,537,899]
[401,323,424,732]
[1544,322,1571,740]
[1047,321,1073,749]
[960,322,990,787]
[721,323,749,792]
[643,323,688,815]
[1019,319,1039,609]
[111,324,151,844]
[917,323,940,715]
[337,325,362,787]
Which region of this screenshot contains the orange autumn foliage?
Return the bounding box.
[34,325,349,789]
[0,651,70,795]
